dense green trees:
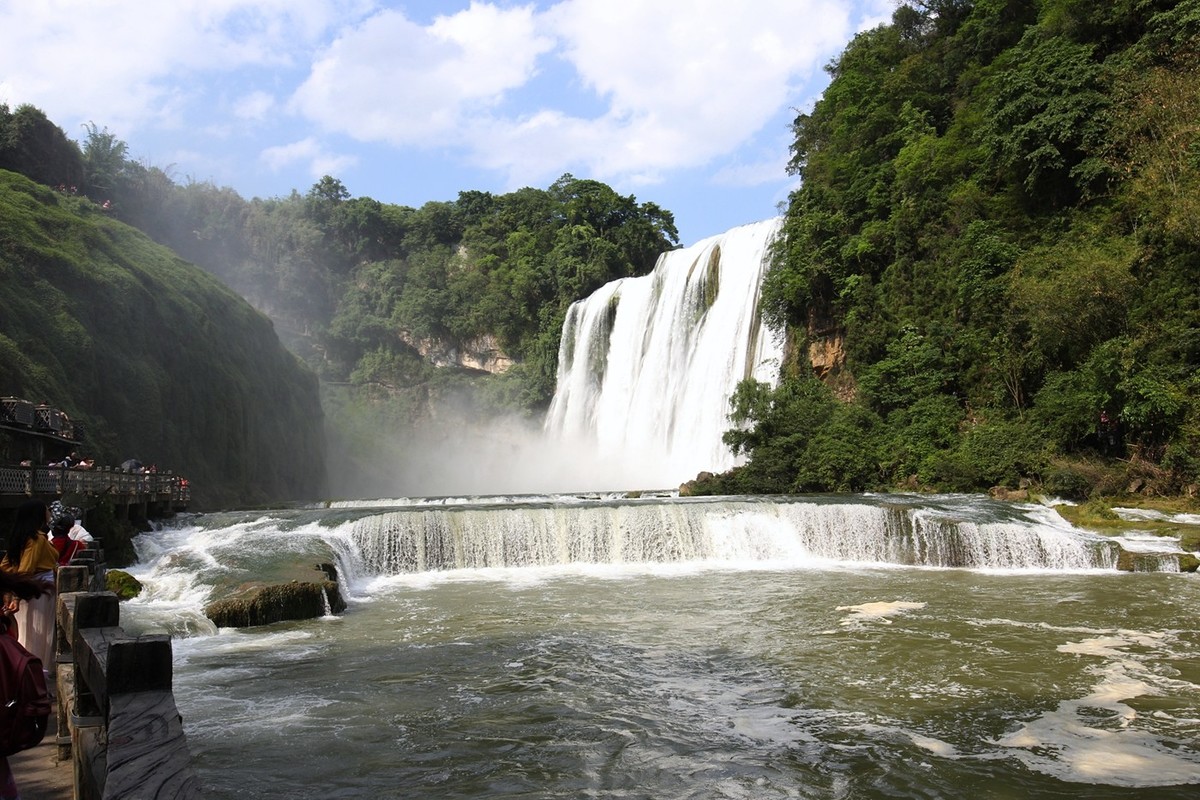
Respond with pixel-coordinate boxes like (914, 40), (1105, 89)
(0, 104), (84, 191)
(726, 0), (1200, 498)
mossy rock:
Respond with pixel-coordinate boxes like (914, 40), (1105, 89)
(1178, 529), (1200, 552)
(105, 569), (143, 600)
(203, 563), (347, 628)
(1116, 549), (1199, 573)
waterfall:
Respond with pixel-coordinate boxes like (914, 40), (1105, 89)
(544, 219), (784, 489)
(350, 497), (1120, 574)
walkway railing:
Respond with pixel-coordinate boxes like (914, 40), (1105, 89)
(0, 466), (190, 506)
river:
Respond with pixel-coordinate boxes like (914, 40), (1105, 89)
(118, 493), (1200, 798)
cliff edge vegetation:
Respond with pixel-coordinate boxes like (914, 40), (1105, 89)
(700, 0), (1200, 501)
(0, 169), (326, 508)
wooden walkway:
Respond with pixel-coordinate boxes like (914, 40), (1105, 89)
(9, 716), (72, 800)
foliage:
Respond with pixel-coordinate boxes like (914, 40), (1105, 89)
(0, 170), (326, 508)
(734, 0), (1200, 495)
(0, 104), (84, 190)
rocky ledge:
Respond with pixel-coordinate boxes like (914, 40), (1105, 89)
(1116, 550), (1200, 573)
(204, 563), (347, 628)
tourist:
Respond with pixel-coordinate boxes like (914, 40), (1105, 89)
(0, 564), (43, 640)
(0, 501), (58, 679)
(49, 502), (93, 543)
(0, 570), (45, 800)
(49, 513), (85, 567)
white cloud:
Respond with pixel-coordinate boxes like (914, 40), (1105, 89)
(0, 0), (370, 132)
(289, 0), (856, 189)
(0, 0), (890, 227)
(234, 90), (276, 121)
(291, 3), (553, 143)
(260, 136), (356, 178)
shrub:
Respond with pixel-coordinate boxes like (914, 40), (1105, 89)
(1042, 465), (1092, 500)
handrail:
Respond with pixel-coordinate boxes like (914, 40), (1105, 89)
(56, 563), (202, 799)
(0, 466), (190, 504)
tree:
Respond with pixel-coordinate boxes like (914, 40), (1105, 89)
(0, 104), (84, 189)
(81, 122), (129, 202)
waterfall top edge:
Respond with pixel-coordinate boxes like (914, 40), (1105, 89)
(676, 216), (783, 250)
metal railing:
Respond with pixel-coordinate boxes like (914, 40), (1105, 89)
(0, 466), (190, 504)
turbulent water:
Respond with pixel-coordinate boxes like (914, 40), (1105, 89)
(120, 494), (1200, 799)
(544, 219), (783, 488)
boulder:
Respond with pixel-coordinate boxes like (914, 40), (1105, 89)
(105, 569), (144, 600)
(204, 563), (347, 628)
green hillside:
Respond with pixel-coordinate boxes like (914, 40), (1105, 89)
(0, 170), (326, 508)
(703, 0), (1200, 499)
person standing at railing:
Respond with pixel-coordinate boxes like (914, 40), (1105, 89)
(49, 512), (85, 567)
(49, 501), (93, 543)
(0, 501), (57, 684)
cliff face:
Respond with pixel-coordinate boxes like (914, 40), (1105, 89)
(0, 171), (327, 508)
(397, 330), (515, 374)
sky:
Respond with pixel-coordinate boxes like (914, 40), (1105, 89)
(0, 0), (897, 246)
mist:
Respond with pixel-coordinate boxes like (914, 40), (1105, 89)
(325, 407), (686, 500)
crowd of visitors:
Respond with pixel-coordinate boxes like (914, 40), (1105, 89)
(38, 452), (96, 470)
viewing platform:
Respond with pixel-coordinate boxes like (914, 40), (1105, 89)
(7, 550), (203, 798)
(1, 394), (190, 518)
(0, 465), (190, 517)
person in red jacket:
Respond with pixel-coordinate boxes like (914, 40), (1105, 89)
(48, 513), (84, 567)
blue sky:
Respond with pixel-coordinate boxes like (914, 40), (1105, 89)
(1, 0), (895, 245)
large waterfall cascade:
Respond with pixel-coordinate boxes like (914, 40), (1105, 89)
(545, 218), (784, 488)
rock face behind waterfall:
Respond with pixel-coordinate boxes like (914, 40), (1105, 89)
(545, 219), (783, 489)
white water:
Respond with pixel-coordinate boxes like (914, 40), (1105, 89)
(120, 496), (1200, 799)
(347, 495), (1120, 576)
(544, 218), (784, 489)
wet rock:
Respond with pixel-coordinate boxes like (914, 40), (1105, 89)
(679, 471), (715, 497)
(204, 564), (347, 628)
(106, 569), (143, 600)
(1116, 550), (1199, 573)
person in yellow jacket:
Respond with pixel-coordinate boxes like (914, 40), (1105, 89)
(1, 501), (58, 675)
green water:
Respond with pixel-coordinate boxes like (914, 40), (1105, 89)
(155, 564), (1200, 798)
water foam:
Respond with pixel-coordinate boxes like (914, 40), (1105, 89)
(996, 628), (1200, 786)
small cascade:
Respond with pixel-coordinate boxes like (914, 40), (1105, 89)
(544, 219), (784, 488)
(350, 498), (1121, 575)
